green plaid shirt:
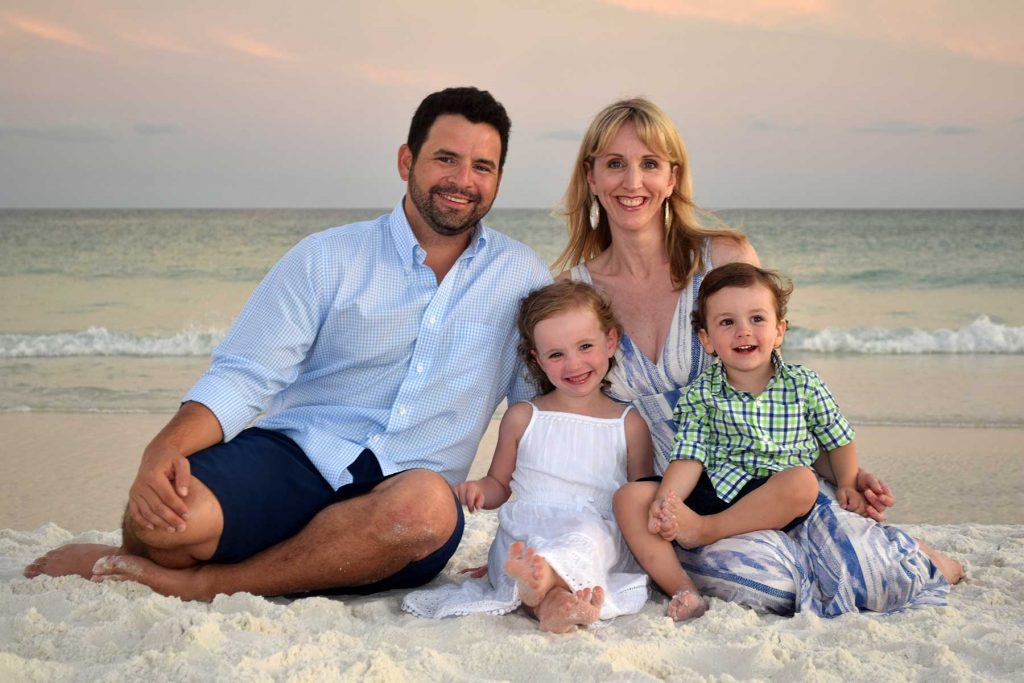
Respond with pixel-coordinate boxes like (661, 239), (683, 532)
(670, 356), (854, 503)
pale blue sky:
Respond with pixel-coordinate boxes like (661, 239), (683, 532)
(1, 0), (1022, 208)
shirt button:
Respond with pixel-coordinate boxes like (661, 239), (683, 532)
(372, 434), (381, 443)
(416, 365), (424, 373)
(398, 406), (406, 416)
(429, 316), (436, 325)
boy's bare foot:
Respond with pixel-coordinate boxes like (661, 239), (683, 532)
(23, 543), (120, 580)
(667, 588), (708, 621)
(536, 586), (604, 633)
(648, 491), (680, 539)
(659, 495), (708, 549)
(505, 541), (557, 607)
(92, 555), (215, 601)
(916, 538), (966, 585)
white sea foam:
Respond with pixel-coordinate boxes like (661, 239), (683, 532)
(787, 316), (1024, 354)
(0, 326), (224, 358)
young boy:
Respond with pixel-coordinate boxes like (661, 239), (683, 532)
(647, 262), (865, 551)
(617, 262), (964, 621)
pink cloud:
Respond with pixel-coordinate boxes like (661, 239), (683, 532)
(601, 0), (828, 27)
(601, 0), (1024, 66)
(942, 36), (1024, 67)
(220, 34), (295, 62)
(5, 14), (99, 51)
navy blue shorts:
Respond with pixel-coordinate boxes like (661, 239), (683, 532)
(187, 427), (464, 594)
(641, 470), (813, 533)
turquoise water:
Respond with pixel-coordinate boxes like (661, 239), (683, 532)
(1, 208), (1022, 422)
(2, 208), (1022, 287)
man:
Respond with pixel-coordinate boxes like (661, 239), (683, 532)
(25, 87), (552, 600)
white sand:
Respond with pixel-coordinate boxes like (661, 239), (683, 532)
(1, 520), (1022, 681)
(2, 415), (1023, 680)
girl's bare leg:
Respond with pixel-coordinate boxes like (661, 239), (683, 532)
(505, 541), (565, 608)
(614, 482), (707, 621)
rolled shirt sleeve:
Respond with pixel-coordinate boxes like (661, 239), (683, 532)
(801, 367), (855, 451)
(183, 234), (325, 441)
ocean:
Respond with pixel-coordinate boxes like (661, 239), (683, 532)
(1, 208), (1022, 432)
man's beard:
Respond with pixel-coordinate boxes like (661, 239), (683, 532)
(407, 167), (493, 237)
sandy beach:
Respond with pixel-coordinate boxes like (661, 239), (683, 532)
(1, 412), (1022, 680)
(1, 516), (1021, 680)
(2, 412), (1021, 533)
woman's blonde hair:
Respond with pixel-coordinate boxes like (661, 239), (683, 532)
(553, 97), (744, 289)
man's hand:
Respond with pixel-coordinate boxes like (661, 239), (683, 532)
(453, 481), (485, 513)
(855, 469), (895, 523)
(128, 441), (191, 532)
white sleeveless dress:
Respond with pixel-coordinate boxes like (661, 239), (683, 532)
(402, 403), (649, 620)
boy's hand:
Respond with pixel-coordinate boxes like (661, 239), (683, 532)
(837, 485), (868, 517)
(453, 481), (484, 512)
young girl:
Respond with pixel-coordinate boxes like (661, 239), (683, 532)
(402, 280), (654, 632)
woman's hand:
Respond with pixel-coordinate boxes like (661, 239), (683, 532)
(855, 469), (895, 522)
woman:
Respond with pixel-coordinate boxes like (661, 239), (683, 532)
(555, 98), (955, 618)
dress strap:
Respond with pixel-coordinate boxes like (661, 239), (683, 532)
(569, 263), (593, 284)
(700, 237), (714, 272)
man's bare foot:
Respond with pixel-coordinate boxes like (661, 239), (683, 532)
(917, 538), (966, 585)
(92, 555), (214, 601)
(23, 543), (120, 580)
(536, 586), (604, 633)
(667, 588), (708, 621)
(505, 541), (557, 608)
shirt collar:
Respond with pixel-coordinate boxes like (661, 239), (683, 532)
(710, 350), (788, 398)
(763, 350), (790, 390)
(389, 197), (488, 268)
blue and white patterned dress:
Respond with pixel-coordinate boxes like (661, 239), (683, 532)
(570, 246), (949, 616)
(569, 241), (714, 476)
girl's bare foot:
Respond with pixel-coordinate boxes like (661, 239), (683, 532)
(505, 541), (557, 607)
(667, 588), (708, 621)
(917, 538), (966, 585)
(23, 543), (120, 580)
(536, 586), (605, 633)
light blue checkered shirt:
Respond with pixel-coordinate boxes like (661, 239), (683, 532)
(184, 200), (552, 489)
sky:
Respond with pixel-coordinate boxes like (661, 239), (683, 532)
(1, 0), (1022, 209)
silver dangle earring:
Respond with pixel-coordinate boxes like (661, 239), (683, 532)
(664, 200), (673, 231)
(589, 197), (600, 230)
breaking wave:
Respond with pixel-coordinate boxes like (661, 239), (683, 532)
(787, 316), (1023, 354)
(0, 326), (224, 357)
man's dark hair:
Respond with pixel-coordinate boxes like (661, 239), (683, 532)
(407, 86), (511, 170)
